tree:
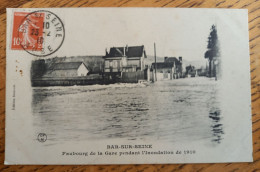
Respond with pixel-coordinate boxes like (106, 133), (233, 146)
(31, 59), (46, 79)
(204, 25), (220, 78)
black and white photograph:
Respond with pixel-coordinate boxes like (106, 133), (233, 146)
(5, 8), (252, 164)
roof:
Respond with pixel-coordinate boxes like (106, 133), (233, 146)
(152, 57), (182, 69)
(127, 46), (145, 57)
(107, 47), (124, 57)
(165, 57), (181, 65)
(52, 62), (87, 70)
(105, 45), (146, 58)
(152, 62), (174, 69)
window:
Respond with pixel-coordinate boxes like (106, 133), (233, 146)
(105, 61), (109, 68)
(113, 61), (117, 68)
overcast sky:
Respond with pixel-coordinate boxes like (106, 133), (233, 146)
(48, 8), (247, 67)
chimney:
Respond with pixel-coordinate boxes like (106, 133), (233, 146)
(125, 44), (128, 56)
(164, 57), (168, 62)
(105, 48), (109, 56)
(179, 56), (182, 63)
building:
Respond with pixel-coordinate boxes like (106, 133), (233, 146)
(152, 56), (183, 80)
(45, 62), (89, 77)
(196, 67), (207, 76)
(185, 65), (196, 77)
(103, 45), (147, 75)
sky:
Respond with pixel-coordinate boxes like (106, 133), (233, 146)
(47, 8), (248, 67)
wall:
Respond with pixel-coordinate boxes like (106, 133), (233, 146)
(127, 59), (140, 68)
(77, 63), (89, 76)
(104, 59), (121, 72)
(32, 75), (104, 86)
(121, 71), (145, 83)
(50, 69), (77, 77)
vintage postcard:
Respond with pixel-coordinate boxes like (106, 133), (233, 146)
(5, 8), (252, 164)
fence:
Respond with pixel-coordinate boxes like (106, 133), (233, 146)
(121, 70), (146, 83)
(31, 74), (105, 86)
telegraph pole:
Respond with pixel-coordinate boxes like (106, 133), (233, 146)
(154, 42), (157, 81)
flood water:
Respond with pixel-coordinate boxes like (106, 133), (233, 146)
(32, 77), (224, 146)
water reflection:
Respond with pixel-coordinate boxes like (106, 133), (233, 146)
(209, 109), (224, 143)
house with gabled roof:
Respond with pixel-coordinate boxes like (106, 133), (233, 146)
(45, 62), (89, 77)
(152, 56), (183, 80)
(103, 45), (147, 74)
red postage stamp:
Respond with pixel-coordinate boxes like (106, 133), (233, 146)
(11, 10), (65, 57)
(12, 12), (45, 51)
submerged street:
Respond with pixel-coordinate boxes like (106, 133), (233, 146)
(32, 77), (223, 146)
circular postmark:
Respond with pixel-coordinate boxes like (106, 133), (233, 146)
(17, 10), (65, 57)
(37, 133), (47, 142)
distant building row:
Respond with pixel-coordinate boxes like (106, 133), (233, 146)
(34, 45), (187, 83)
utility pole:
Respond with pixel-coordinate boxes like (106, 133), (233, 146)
(154, 42), (157, 81)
